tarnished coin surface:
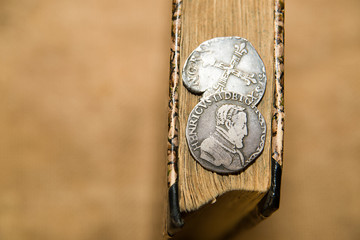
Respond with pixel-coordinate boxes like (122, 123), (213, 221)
(186, 91), (266, 174)
(182, 37), (267, 105)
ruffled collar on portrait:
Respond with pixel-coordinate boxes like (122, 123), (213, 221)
(212, 126), (237, 154)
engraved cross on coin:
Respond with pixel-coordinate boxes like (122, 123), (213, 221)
(211, 43), (256, 93)
(182, 37), (267, 105)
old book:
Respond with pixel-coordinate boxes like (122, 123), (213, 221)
(166, 0), (284, 239)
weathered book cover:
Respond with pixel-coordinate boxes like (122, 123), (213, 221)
(166, 0), (284, 237)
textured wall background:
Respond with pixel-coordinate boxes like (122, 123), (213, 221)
(0, 0), (359, 239)
(0, 1), (170, 239)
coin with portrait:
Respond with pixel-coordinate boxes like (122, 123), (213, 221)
(186, 92), (266, 173)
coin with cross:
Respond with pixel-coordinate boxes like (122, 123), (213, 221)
(182, 37), (267, 105)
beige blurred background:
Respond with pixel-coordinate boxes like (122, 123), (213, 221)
(0, 0), (359, 239)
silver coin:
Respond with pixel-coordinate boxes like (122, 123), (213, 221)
(186, 91), (266, 174)
(182, 36), (267, 105)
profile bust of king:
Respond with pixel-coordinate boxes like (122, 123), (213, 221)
(200, 104), (248, 171)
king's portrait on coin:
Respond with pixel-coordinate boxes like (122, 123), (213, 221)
(200, 104), (248, 170)
(186, 92), (266, 174)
